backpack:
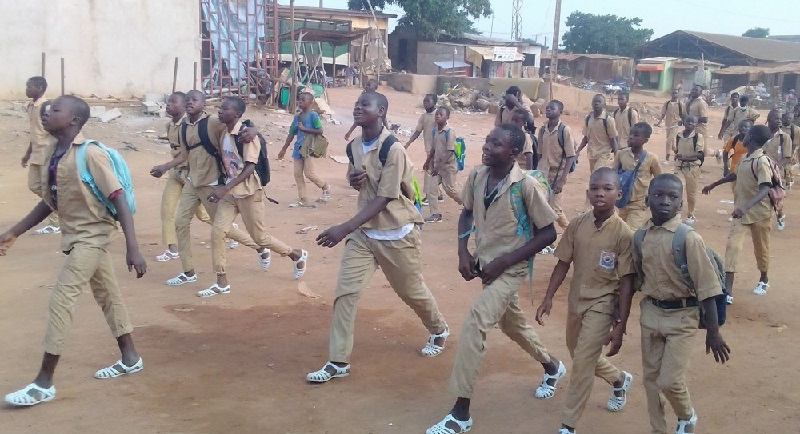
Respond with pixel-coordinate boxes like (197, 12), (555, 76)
(616, 150), (647, 208)
(633, 223), (727, 328)
(295, 112), (328, 158)
(675, 132), (703, 166)
(346, 135), (423, 213)
(181, 117), (226, 186)
(751, 155), (786, 212)
(527, 132), (541, 170)
(234, 119), (271, 186)
(662, 100), (684, 121)
(431, 128), (466, 171)
(585, 113), (612, 137)
(75, 140), (136, 216)
(509, 178), (543, 303)
(613, 107), (634, 127)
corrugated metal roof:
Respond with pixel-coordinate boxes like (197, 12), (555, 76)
(711, 62), (800, 76)
(682, 31), (800, 62)
(561, 53), (631, 62)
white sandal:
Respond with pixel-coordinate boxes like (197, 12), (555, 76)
(535, 360), (566, 399)
(166, 273), (197, 286)
(292, 249), (308, 280)
(306, 361), (350, 383)
(259, 248), (272, 270)
(94, 358), (143, 379)
(558, 429), (575, 434)
(33, 225), (60, 235)
(675, 409), (697, 434)
(753, 281), (769, 295)
(155, 250), (179, 262)
(426, 414), (473, 434)
(421, 327), (450, 357)
(197, 284), (230, 297)
(4, 383), (56, 406)
(606, 371), (633, 412)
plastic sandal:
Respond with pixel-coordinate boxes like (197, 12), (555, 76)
(155, 250), (179, 262)
(4, 383), (56, 406)
(535, 360), (566, 399)
(426, 414), (473, 434)
(606, 371), (633, 412)
(421, 327), (450, 357)
(292, 249), (308, 280)
(166, 273), (197, 286)
(94, 358), (143, 379)
(33, 225), (60, 235)
(319, 188), (332, 203)
(197, 284), (230, 298)
(306, 361), (350, 383)
(259, 248), (272, 270)
(675, 409), (697, 434)
(753, 281), (769, 295)
(558, 429), (575, 434)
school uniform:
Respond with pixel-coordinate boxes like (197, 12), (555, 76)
(612, 106), (639, 149)
(555, 210), (634, 428)
(724, 149), (772, 274)
(660, 101), (683, 159)
(289, 110), (327, 200)
(613, 149), (662, 229)
(174, 113), (259, 274)
(517, 133), (535, 169)
(686, 97), (709, 138)
(160, 115), (211, 247)
(329, 129), (446, 363)
(414, 111), (437, 194)
(448, 165), (557, 398)
(427, 126), (463, 215)
(781, 124), (799, 184)
(538, 121), (575, 229)
(637, 216), (723, 434)
(27, 97), (59, 227)
(38, 134), (134, 355)
(582, 111), (618, 173)
(722, 105), (759, 143)
(494, 104), (517, 126)
(672, 131), (707, 217)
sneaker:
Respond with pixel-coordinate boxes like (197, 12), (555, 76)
(421, 196), (430, 206)
(226, 223), (239, 249)
(725, 295), (734, 305)
(777, 216), (786, 231)
(540, 246), (555, 255)
(437, 195), (445, 202)
(319, 188), (332, 203)
(753, 281), (769, 295)
(424, 213), (443, 223)
(684, 216), (696, 225)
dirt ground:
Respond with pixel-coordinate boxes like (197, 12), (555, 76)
(0, 86), (798, 434)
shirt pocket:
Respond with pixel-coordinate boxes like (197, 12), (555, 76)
(595, 247), (619, 280)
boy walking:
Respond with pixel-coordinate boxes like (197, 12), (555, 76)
(654, 89), (684, 163)
(511, 107), (537, 170)
(672, 115), (706, 224)
(537, 100), (575, 230)
(406, 94), (443, 204)
(535, 167), (635, 434)
(1, 96), (146, 406)
(307, 92), (449, 383)
(427, 124), (564, 434)
(686, 85), (710, 139)
(718, 94), (760, 144)
(781, 111), (799, 188)
(613, 122), (662, 229)
(612, 92), (639, 149)
(495, 86), (530, 126)
(577, 94), (619, 173)
(763, 109), (791, 230)
(423, 107), (463, 223)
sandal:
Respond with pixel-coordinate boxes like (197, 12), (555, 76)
(94, 357), (143, 379)
(675, 409), (697, 434)
(197, 284), (230, 298)
(753, 281), (769, 295)
(558, 429), (575, 434)
(166, 273), (197, 286)
(259, 248), (272, 270)
(421, 327), (450, 357)
(4, 383), (56, 406)
(226, 224), (240, 249)
(292, 249), (308, 280)
(155, 250), (179, 262)
(306, 361), (350, 383)
(318, 189), (332, 203)
(426, 414), (473, 434)
(289, 200), (317, 208)
(33, 225), (60, 235)
(535, 360), (566, 399)
(606, 371), (633, 412)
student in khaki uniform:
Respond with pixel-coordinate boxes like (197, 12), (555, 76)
(618, 174), (730, 434)
(511, 107), (536, 170)
(1, 96), (147, 407)
(781, 111), (799, 187)
(536, 167), (635, 434)
(405, 93), (442, 203)
(164, 90), (262, 287)
(538, 100), (576, 231)
(705, 125), (775, 301)
(427, 124), (564, 434)
(495, 86), (531, 127)
(655, 89), (684, 163)
(763, 109), (791, 230)
(423, 107), (463, 223)
(201, 97), (309, 296)
(20, 76), (60, 235)
(307, 92), (449, 384)
(672, 115), (706, 224)
(148, 92), (212, 262)
(716, 92), (740, 143)
(718, 94), (760, 144)
(614, 122), (662, 229)
(612, 92), (639, 149)
(577, 94), (619, 173)
(686, 85), (710, 138)
(344, 79), (389, 141)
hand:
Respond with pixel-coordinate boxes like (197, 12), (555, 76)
(423, 159), (431, 172)
(277, 148), (287, 160)
(126, 248), (147, 278)
(458, 252), (479, 281)
(240, 126), (258, 142)
(404, 141), (412, 149)
(553, 184), (564, 195)
(705, 330), (731, 364)
(717, 133), (724, 140)
(344, 132), (351, 141)
(479, 256), (508, 285)
(535, 297), (553, 326)
(317, 223), (351, 248)
(348, 169), (367, 191)
(297, 124), (309, 133)
(21, 153), (30, 168)
(605, 323), (625, 357)
(702, 185), (714, 195)
(0, 232), (18, 256)
(150, 165), (166, 178)
(207, 185), (229, 204)
(731, 207), (744, 219)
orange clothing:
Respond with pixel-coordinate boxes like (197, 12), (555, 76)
(723, 135), (747, 171)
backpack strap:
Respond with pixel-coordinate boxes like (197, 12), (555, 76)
(39, 100), (51, 119)
(671, 223), (695, 288)
(378, 135), (399, 166)
(678, 101), (684, 119)
(345, 140), (355, 166)
(633, 228), (646, 264)
(509, 180), (537, 304)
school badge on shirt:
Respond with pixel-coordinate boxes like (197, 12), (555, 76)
(599, 250), (616, 270)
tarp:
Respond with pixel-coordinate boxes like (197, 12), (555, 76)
(201, 0), (267, 82)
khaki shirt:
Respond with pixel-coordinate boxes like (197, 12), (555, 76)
(661, 100), (684, 129)
(673, 131), (706, 168)
(735, 149), (773, 224)
(539, 122), (575, 175)
(781, 124), (800, 158)
(612, 107), (640, 144)
(28, 98), (53, 166)
(638, 216), (723, 302)
(555, 210), (634, 315)
(724, 106), (760, 136)
(495, 105), (518, 126)
(415, 112), (436, 153)
(221, 120), (261, 197)
(762, 129), (792, 163)
(686, 97), (709, 136)
(613, 149), (662, 203)
(348, 129), (423, 230)
(41, 134), (121, 252)
(462, 165), (558, 268)
(166, 114), (188, 178)
(179, 112), (228, 187)
(582, 111), (618, 160)
(517, 133), (534, 168)
(432, 126), (457, 168)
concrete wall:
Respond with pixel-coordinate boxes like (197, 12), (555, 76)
(417, 42), (465, 76)
(385, 73), (438, 95)
(385, 73), (544, 100)
(0, 0), (199, 99)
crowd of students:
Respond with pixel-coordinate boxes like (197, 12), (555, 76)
(5, 75), (800, 434)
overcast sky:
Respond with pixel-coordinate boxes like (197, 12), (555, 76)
(295, 0), (799, 45)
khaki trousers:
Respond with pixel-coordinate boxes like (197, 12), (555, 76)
(724, 216), (770, 273)
(640, 299), (698, 434)
(161, 174), (211, 246)
(547, 167), (569, 229)
(783, 162), (794, 185)
(293, 157), (327, 201)
(329, 228), (446, 363)
(666, 126), (680, 159)
(618, 199), (650, 230)
(561, 310), (622, 428)
(427, 166), (462, 215)
(674, 165), (700, 216)
(175, 183), (258, 273)
(213, 192), (292, 273)
(44, 244), (134, 355)
(448, 267), (551, 398)
(28, 163), (59, 226)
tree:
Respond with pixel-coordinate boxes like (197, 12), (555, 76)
(348, 0), (492, 41)
(742, 27), (769, 38)
(562, 12), (654, 57)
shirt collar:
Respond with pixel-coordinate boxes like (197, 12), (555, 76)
(362, 128), (390, 152)
(742, 148), (764, 161)
(642, 215), (683, 232)
(228, 119), (244, 135)
(170, 114), (187, 127)
(70, 133), (87, 146)
(185, 112), (209, 126)
(593, 210), (621, 230)
(592, 110), (608, 119)
(545, 121), (563, 133)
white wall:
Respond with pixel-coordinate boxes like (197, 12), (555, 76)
(0, 0), (199, 99)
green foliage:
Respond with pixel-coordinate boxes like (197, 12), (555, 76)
(742, 27), (769, 38)
(562, 12), (654, 57)
(348, 0), (491, 41)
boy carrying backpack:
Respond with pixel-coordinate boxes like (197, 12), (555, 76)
(613, 122), (661, 229)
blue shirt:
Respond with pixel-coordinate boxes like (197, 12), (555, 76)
(289, 110), (323, 159)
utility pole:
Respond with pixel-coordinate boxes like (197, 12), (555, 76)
(549, 0), (562, 99)
(289, 0), (297, 113)
(512, 0), (522, 41)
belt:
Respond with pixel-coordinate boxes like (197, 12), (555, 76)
(646, 296), (699, 310)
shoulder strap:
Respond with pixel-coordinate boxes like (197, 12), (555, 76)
(693, 133), (699, 150)
(634, 150), (647, 171)
(671, 223), (695, 288)
(633, 228), (646, 262)
(39, 100), (51, 119)
(678, 101), (684, 118)
(345, 140), (355, 166)
(628, 107), (633, 125)
(557, 124), (566, 154)
(378, 135), (399, 166)
(537, 125), (545, 144)
(180, 121), (189, 147)
(725, 105), (732, 118)
(585, 114), (590, 127)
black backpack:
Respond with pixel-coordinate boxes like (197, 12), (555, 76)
(235, 119), (271, 186)
(181, 117), (225, 186)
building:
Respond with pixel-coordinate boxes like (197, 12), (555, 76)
(712, 62), (800, 96)
(635, 58), (724, 93)
(555, 54), (634, 82)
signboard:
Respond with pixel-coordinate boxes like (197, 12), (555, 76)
(492, 47), (518, 62)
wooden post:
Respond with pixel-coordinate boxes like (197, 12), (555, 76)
(331, 42), (336, 90)
(193, 62), (198, 90)
(60, 58), (65, 96)
(172, 57), (179, 93)
(41, 52), (46, 77)
(289, 0), (298, 113)
(549, 0), (562, 100)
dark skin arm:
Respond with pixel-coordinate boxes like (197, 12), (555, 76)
(610, 137), (619, 154)
(21, 143), (33, 167)
(480, 223), (556, 285)
(535, 260), (570, 325)
(207, 162), (256, 203)
(553, 156), (576, 194)
(316, 196), (392, 248)
(457, 208), (480, 281)
(111, 194), (147, 278)
(278, 133), (295, 160)
(606, 274), (634, 356)
(722, 152), (730, 177)
(702, 172), (737, 194)
(524, 152), (534, 171)
(423, 147), (436, 173)
(297, 124), (323, 135)
(150, 153), (188, 178)
(718, 120), (729, 140)
(0, 201), (53, 254)
(344, 123), (357, 140)
(405, 129), (422, 148)
(576, 137), (589, 154)
(702, 297), (730, 363)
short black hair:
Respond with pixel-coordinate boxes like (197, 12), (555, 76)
(512, 107), (529, 118)
(223, 96), (246, 116)
(186, 89), (205, 101)
(740, 95), (750, 103)
(506, 86), (521, 96)
(749, 124), (771, 146)
(767, 109), (781, 120)
(617, 91), (629, 100)
(27, 76), (47, 90)
(170, 91), (187, 103)
(424, 93), (436, 101)
(373, 91), (389, 113)
(684, 114), (698, 124)
(631, 121), (652, 138)
(648, 173), (683, 195)
(549, 99), (564, 112)
(590, 166), (620, 188)
(60, 95), (91, 128)
(498, 124), (526, 154)
(738, 118), (754, 128)
(730, 92), (740, 98)
(436, 106), (450, 117)
(593, 93), (606, 101)
(299, 91), (314, 100)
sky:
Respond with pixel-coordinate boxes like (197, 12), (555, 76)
(292, 0), (799, 46)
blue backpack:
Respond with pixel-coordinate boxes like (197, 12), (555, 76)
(433, 128), (466, 171)
(616, 150), (647, 208)
(75, 140), (136, 216)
